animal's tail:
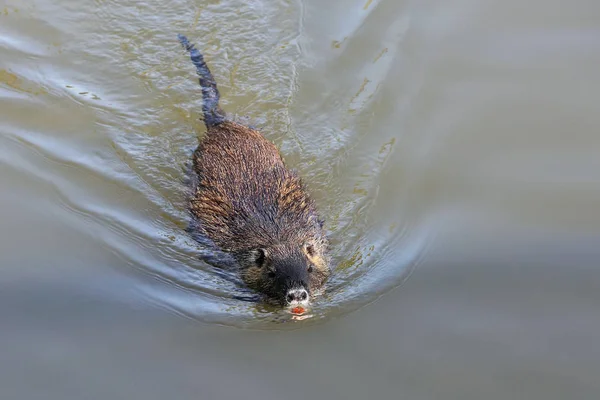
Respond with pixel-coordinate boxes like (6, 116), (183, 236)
(177, 34), (225, 127)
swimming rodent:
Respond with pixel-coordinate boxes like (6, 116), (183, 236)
(177, 34), (331, 308)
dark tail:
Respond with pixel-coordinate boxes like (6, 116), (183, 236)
(177, 34), (225, 128)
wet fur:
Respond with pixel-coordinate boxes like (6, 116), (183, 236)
(178, 35), (331, 304)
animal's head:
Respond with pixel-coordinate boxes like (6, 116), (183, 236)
(239, 239), (330, 308)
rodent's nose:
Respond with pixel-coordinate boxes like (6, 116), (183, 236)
(286, 288), (309, 304)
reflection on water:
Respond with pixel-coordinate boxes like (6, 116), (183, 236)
(1, 0), (600, 398)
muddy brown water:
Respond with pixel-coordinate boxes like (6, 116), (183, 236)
(1, 0), (600, 398)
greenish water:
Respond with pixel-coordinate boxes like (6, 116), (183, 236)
(1, 0), (599, 398)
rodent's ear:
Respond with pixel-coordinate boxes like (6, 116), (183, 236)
(250, 248), (268, 267)
(303, 243), (315, 257)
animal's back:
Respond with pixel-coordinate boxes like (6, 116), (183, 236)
(191, 121), (319, 254)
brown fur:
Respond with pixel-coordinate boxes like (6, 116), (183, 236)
(178, 34), (331, 305)
(190, 121), (330, 303)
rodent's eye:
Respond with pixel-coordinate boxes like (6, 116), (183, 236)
(307, 265), (314, 273)
(304, 244), (315, 257)
(267, 270), (276, 278)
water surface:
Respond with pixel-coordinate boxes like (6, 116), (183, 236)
(1, 0), (599, 398)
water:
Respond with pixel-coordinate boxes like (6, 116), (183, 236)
(1, 0), (599, 398)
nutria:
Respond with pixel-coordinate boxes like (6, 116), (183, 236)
(177, 34), (331, 308)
